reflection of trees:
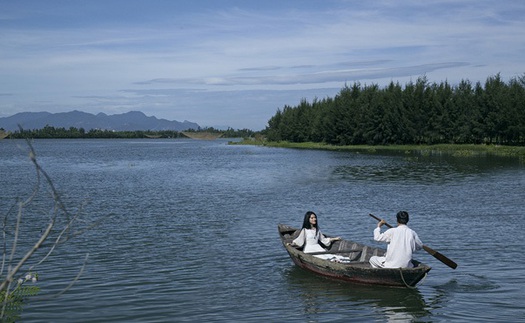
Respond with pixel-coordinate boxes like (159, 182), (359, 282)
(285, 267), (432, 322)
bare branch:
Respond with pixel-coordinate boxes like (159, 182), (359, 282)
(1, 132), (98, 319)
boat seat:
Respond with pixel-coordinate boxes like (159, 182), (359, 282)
(359, 246), (369, 262)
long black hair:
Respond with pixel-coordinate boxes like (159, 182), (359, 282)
(301, 211), (319, 234)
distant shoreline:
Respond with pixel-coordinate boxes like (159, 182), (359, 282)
(0, 127), (251, 139)
(233, 140), (525, 158)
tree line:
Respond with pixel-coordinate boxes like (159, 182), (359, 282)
(263, 74), (525, 146)
(3, 126), (254, 139)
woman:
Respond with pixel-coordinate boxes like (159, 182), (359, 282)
(289, 211), (344, 261)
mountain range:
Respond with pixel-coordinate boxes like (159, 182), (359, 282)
(0, 111), (200, 132)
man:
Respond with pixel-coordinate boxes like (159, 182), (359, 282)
(369, 211), (423, 268)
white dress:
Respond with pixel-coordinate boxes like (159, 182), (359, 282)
(292, 228), (349, 262)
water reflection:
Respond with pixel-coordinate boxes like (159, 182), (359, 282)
(332, 162), (464, 184)
(332, 151), (524, 184)
(285, 266), (431, 322)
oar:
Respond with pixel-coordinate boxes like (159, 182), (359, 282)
(369, 213), (458, 269)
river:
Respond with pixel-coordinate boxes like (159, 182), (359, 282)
(1, 138), (523, 322)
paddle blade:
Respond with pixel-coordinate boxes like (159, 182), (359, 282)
(423, 245), (458, 269)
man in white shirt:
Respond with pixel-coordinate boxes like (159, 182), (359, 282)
(369, 211), (423, 268)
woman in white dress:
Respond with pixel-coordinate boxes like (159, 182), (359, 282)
(289, 211), (346, 261)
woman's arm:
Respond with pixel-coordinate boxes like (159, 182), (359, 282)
(290, 229), (305, 247)
(319, 231), (341, 246)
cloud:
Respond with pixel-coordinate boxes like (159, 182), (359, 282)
(136, 62), (469, 87)
(1, 1), (524, 130)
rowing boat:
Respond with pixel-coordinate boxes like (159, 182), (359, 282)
(278, 223), (431, 288)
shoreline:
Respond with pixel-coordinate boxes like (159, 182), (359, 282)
(232, 139), (525, 159)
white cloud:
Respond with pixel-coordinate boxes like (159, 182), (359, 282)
(1, 0), (524, 130)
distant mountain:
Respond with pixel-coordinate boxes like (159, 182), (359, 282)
(0, 110), (200, 132)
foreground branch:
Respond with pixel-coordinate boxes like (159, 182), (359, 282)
(1, 134), (96, 320)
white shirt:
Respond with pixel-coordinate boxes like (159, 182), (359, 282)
(292, 228), (332, 253)
(373, 224), (423, 268)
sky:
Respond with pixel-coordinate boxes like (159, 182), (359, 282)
(1, 1), (524, 130)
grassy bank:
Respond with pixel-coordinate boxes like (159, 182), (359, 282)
(233, 139), (525, 159)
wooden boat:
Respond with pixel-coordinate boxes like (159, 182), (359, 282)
(278, 223), (431, 288)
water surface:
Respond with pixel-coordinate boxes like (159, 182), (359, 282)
(0, 139), (523, 322)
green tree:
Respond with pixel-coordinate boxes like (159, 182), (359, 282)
(263, 73), (525, 147)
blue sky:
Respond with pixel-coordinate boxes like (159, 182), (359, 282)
(1, 0), (524, 130)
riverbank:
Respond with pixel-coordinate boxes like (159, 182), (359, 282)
(233, 139), (525, 159)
